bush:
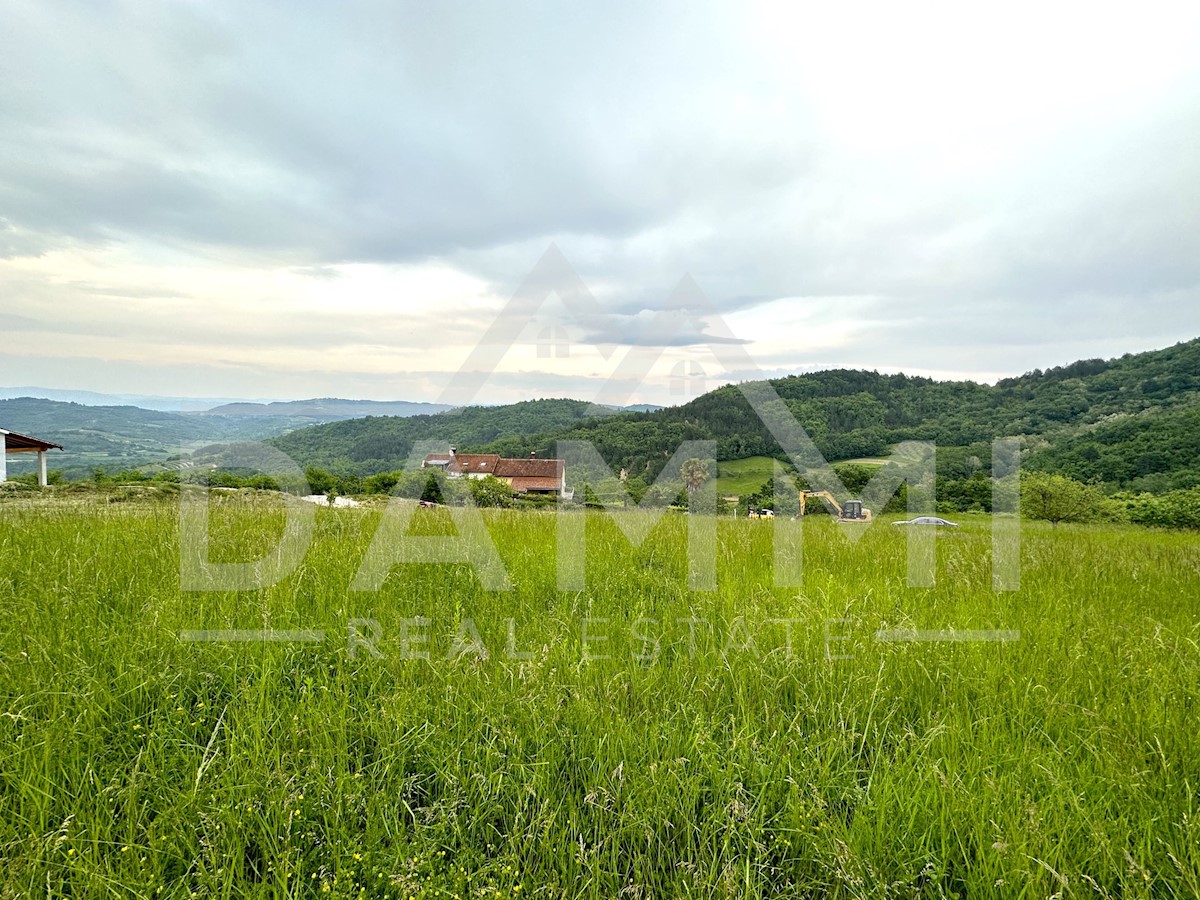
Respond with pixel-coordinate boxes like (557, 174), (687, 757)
(1120, 487), (1200, 529)
(0, 480), (39, 494)
(469, 475), (514, 508)
(514, 493), (560, 510)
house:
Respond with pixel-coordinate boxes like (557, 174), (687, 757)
(0, 428), (64, 486)
(422, 446), (570, 498)
(493, 455), (568, 496)
(422, 449), (502, 479)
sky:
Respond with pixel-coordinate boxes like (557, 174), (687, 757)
(2, 1), (1200, 408)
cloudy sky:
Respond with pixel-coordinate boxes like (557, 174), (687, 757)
(2, 1), (1199, 407)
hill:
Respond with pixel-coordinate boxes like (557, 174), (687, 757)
(270, 398), (616, 473)
(197, 398), (452, 418)
(0, 398), (305, 476)
(270, 338), (1200, 494)
(0, 393), (461, 477)
(0, 387), (257, 411)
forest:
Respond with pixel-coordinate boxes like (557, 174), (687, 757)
(268, 338), (1200, 511)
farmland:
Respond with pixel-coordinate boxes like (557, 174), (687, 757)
(1, 491), (1198, 897)
(714, 456), (787, 498)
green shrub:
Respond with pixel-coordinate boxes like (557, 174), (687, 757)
(468, 475), (514, 508)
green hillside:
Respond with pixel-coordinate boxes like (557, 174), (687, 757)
(268, 338), (1200, 497)
(14, 337), (1197, 496)
(270, 399), (614, 473)
(0, 395), (474, 477)
(0, 398), (298, 476)
(1024, 404), (1200, 492)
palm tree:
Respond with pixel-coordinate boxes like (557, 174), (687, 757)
(680, 457), (710, 507)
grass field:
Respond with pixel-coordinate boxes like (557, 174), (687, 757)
(714, 457), (786, 497)
(1, 490), (1199, 897)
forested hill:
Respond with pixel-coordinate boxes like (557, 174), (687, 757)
(270, 338), (1200, 492)
(270, 399), (613, 472)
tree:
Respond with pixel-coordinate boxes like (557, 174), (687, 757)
(680, 458), (710, 503)
(420, 472), (445, 505)
(305, 466), (335, 496)
(831, 462), (878, 495)
(1020, 472), (1104, 525)
(363, 471), (400, 495)
(469, 475), (513, 508)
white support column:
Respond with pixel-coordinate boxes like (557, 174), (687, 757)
(38, 450), (48, 487)
(0, 433), (7, 484)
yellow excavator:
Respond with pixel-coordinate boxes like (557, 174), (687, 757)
(799, 490), (872, 523)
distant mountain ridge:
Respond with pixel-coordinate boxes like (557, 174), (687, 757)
(0, 387), (455, 417)
(0, 394), (450, 477)
(197, 398), (453, 417)
(0, 387), (262, 412)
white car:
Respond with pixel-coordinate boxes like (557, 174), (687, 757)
(893, 516), (959, 526)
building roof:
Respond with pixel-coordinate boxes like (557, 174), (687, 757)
(508, 475), (564, 492)
(422, 450), (565, 489)
(422, 452), (502, 475)
(451, 453), (501, 474)
(0, 428), (63, 452)
(494, 457), (564, 479)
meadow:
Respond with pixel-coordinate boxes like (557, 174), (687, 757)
(1, 489), (1198, 898)
(713, 457), (784, 498)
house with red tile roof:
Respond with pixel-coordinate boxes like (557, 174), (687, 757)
(422, 446), (569, 497)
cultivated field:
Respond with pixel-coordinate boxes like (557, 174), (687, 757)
(1, 491), (1198, 898)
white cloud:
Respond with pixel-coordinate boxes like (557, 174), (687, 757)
(1, 1), (1198, 405)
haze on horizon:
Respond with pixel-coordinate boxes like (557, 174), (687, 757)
(2, 1), (1200, 408)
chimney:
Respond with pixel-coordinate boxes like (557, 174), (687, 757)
(449, 446), (457, 458)
(530, 450), (536, 459)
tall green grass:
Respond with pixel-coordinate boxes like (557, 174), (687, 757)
(1, 491), (1198, 897)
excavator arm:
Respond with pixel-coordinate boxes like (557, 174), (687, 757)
(800, 490), (843, 517)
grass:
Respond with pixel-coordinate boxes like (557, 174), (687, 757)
(714, 457), (787, 498)
(1, 489), (1199, 897)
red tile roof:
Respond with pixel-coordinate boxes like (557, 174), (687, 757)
(423, 451), (565, 492)
(493, 457), (564, 479)
(451, 454), (501, 474)
(508, 475), (564, 492)
(423, 453), (501, 475)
